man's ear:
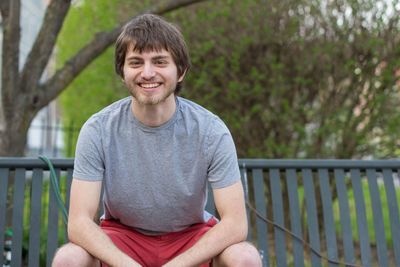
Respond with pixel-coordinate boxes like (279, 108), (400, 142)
(178, 69), (188, 82)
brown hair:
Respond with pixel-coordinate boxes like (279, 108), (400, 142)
(115, 14), (190, 93)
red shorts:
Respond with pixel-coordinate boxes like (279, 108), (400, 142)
(100, 218), (218, 267)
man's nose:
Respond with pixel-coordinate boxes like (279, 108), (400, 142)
(141, 63), (156, 79)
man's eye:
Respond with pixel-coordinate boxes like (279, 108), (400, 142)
(129, 62), (141, 67)
(155, 60), (168, 66)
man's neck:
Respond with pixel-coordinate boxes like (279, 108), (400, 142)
(131, 95), (177, 127)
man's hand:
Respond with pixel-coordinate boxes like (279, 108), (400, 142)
(163, 181), (247, 266)
(68, 179), (142, 267)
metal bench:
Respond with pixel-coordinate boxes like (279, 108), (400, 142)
(1, 158), (399, 267)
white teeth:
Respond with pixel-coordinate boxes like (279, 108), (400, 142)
(140, 83), (160, 88)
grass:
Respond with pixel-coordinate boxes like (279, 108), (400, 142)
(248, 172), (400, 266)
(293, 175), (399, 248)
(332, 178), (400, 248)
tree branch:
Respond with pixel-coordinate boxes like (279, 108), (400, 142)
(1, 0), (21, 113)
(20, 0), (71, 93)
(143, 0), (207, 14)
(0, 0), (9, 19)
(36, 0), (208, 110)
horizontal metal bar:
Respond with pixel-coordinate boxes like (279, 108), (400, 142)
(1, 158), (400, 170)
(0, 158), (74, 170)
(238, 159), (400, 170)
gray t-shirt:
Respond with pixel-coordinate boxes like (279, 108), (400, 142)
(73, 96), (240, 234)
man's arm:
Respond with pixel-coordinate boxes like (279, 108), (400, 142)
(68, 179), (141, 267)
(163, 180), (248, 267)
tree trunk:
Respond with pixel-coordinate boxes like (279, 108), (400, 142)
(0, 99), (33, 156)
(0, 128), (27, 157)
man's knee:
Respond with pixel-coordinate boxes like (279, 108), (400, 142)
(214, 241), (262, 267)
(52, 243), (99, 267)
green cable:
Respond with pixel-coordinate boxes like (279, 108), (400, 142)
(5, 228), (12, 237)
(38, 156), (68, 226)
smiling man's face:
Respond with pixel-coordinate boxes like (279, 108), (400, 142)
(123, 44), (185, 106)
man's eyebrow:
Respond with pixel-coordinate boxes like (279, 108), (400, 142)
(125, 55), (171, 61)
(152, 55), (170, 60)
(125, 56), (142, 61)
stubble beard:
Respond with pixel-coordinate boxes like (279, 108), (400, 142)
(128, 83), (176, 106)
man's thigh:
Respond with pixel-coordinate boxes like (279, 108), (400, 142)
(213, 241), (262, 267)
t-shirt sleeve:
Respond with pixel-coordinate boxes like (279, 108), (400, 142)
(73, 116), (105, 181)
(206, 117), (241, 189)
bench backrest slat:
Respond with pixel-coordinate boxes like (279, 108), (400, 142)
(240, 167), (252, 242)
(318, 168), (339, 266)
(302, 168), (322, 267)
(64, 169), (74, 242)
(10, 168), (26, 267)
(252, 168), (269, 267)
(285, 169), (305, 267)
(0, 168), (9, 267)
(350, 169), (372, 267)
(366, 168), (389, 266)
(382, 168), (400, 265)
(46, 168), (61, 267)
(65, 169), (73, 214)
(28, 169), (44, 267)
(269, 169), (287, 267)
(334, 168), (356, 264)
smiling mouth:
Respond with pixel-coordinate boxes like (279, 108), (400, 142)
(138, 82), (162, 89)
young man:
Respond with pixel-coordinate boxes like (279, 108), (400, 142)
(52, 14), (262, 267)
